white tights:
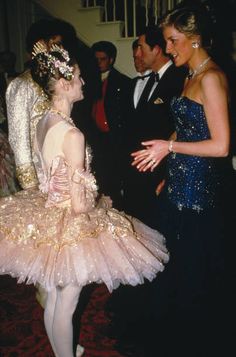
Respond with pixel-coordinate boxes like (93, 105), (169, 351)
(44, 285), (82, 357)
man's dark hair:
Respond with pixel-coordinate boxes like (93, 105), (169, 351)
(26, 18), (77, 54)
(143, 25), (166, 53)
(132, 39), (139, 50)
(91, 41), (117, 63)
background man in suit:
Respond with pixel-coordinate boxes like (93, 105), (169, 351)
(123, 25), (187, 229)
(90, 41), (131, 209)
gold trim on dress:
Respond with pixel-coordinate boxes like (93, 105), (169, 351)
(16, 164), (38, 189)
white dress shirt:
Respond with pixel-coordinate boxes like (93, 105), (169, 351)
(148, 60), (173, 100)
(133, 69), (152, 108)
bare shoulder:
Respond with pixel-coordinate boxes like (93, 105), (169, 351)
(199, 64), (229, 107)
(201, 65), (228, 91)
(65, 126), (84, 144)
(63, 126), (85, 159)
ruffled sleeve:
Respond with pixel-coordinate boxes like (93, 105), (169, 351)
(70, 168), (98, 214)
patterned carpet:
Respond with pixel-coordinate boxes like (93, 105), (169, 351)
(1, 266), (236, 357)
(0, 276), (124, 357)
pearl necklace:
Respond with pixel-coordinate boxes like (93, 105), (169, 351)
(188, 57), (211, 79)
(49, 108), (75, 127)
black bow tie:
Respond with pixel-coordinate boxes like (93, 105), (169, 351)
(136, 72), (152, 80)
(151, 72), (159, 82)
(136, 72), (159, 82)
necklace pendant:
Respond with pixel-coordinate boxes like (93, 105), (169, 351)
(187, 71), (194, 80)
(188, 57), (211, 80)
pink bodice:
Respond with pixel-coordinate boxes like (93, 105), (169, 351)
(34, 115), (97, 210)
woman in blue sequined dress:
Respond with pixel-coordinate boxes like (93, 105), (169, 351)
(131, 4), (230, 356)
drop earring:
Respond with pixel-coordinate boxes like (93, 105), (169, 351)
(192, 42), (200, 49)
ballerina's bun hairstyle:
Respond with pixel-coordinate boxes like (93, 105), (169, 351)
(30, 42), (76, 98)
(159, 4), (214, 51)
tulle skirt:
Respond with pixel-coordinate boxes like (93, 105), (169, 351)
(0, 189), (169, 292)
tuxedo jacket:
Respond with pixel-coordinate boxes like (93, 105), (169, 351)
(89, 67), (131, 208)
(125, 64), (187, 153)
(123, 64), (187, 226)
(103, 67), (131, 139)
(90, 67), (131, 147)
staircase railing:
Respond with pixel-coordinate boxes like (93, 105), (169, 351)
(80, 0), (182, 38)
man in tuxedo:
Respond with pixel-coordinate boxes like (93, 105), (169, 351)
(105, 26), (187, 356)
(123, 25), (187, 229)
(90, 41), (131, 209)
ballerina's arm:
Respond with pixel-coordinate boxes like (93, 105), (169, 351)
(63, 127), (97, 214)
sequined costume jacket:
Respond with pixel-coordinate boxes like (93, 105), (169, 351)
(6, 70), (49, 189)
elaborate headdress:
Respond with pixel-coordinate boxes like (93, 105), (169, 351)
(32, 42), (74, 80)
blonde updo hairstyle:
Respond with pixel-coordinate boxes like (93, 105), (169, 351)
(160, 5), (213, 52)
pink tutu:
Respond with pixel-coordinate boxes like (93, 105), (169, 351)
(0, 116), (169, 292)
(0, 189), (169, 292)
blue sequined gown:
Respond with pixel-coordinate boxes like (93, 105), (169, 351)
(155, 96), (224, 316)
(167, 96), (220, 211)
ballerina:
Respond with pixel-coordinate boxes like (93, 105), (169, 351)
(0, 44), (169, 356)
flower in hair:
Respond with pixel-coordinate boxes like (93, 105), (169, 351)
(53, 58), (74, 79)
(32, 41), (74, 80)
(50, 44), (70, 61)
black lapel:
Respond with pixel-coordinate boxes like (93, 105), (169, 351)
(136, 72), (156, 108)
(148, 65), (174, 102)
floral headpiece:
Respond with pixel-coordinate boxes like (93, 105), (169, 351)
(32, 42), (74, 80)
